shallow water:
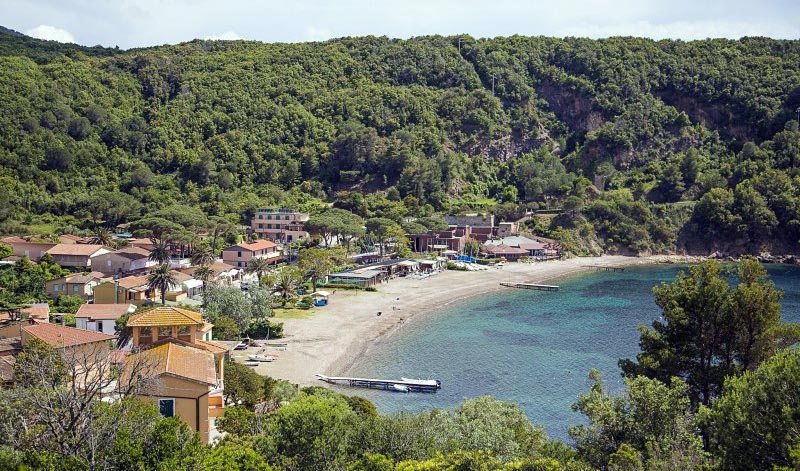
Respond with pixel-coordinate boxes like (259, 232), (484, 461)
(346, 263), (800, 442)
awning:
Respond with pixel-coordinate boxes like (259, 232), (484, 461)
(397, 260), (419, 267)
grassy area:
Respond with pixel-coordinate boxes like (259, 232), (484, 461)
(271, 307), (316, 319)
(23, 223), (57, 235)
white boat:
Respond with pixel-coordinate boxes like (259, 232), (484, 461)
(243, 361), (260, 367)
(248, 354), (276, 362)
(392, 384), (409, 393)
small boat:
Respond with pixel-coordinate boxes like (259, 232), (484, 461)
(392, 384), (409, 393)
(248, 354), (276, 362)
(243, 361), (260, 367)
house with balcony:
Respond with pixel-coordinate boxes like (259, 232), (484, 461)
(122, 307), (225, 443)
(251, 208), (309, 243)
(221, 240), (282, 269)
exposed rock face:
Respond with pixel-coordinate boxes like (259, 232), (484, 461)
(654, 89), (757, 145)
(537, 80), (604, 133)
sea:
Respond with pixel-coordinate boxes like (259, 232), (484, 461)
(345, 263), (800, 442)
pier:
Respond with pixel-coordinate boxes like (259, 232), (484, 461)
(582, 265), (625, 272)
(315, 374), (441, 393)
(499, 282), (560, 291)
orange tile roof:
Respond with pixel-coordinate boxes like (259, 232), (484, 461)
(126, 340), (217, 385)
(195, 339), (228, 354)
(127, 306), (203, 327)
(46, 244), (108, 257)
(75, 304), (135, 320)
(23, 303), (50, 320)
(115, 275), (149, 290)
(22, 323), (116, 348)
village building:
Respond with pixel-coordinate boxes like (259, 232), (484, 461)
(0, 236), (57, 261)
(122, 307), (225, 443)
(251, 208), (309, 243)
(407, 227), (473, 253)
(45, 244), (112, 269)
(75, 304), (136, 335)
(221, 240), (282, 269)
(45, 272), (105, 300)
(21, 323), (116, 353)
(93, 275), (158, 305)
(92, 246), (155, 275)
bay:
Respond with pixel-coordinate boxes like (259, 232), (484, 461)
(345, 263), (800, 442)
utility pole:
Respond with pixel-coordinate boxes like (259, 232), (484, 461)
(796, 106), (800, 123)
(491, 73), (495, 95)
(457, 37), (461, 54)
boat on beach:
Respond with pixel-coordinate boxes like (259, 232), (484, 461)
(248, 354), (276, 362)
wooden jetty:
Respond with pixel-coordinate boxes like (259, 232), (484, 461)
(499, 282), (559, 291)
(315, 374), (441, 393)
(582, 265), (625, 272)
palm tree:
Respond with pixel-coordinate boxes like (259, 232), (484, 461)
(90, 227), (114, 246)
(190, 245), (215, 268)
(275, 267), (300, 306)
(194, 265), (215, 308)
(148, 238), (171, 265)
(245, 257), (272, 285)
(147, 264), (177, 305)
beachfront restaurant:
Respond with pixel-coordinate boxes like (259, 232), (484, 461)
(326, 269), (385, 288)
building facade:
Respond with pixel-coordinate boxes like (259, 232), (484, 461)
(251, 208), (309, 243)
(221, 240), (282, 269)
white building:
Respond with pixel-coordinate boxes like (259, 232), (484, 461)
(75, 303), (136, 335)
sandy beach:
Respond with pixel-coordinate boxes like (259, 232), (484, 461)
(231, 255), (694, 386)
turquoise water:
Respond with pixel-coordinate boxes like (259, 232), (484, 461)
(345, 263), (800, 442)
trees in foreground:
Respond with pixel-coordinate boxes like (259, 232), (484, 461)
(619, 258), (800, 406)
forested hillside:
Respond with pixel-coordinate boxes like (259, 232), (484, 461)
(1, 31), (799, 254)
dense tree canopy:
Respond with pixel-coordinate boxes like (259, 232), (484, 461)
(0, 32), (799, 255)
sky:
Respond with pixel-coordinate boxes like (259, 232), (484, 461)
(2, 0), (799, 49)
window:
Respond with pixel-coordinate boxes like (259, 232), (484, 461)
(267, 215), (272, 220)
(72, 285), (79, 292)
(284, 215), (289, 220)
(62, 284), (67, 290)
(53, 284), (59, 292)
(158, 399), (175, 417)
(258, 214), (263, 219)
(97, 321), (103, 332)
(237, 251), (242, 257)
(178, 325), (190, 336)
(267, 224), (272, 229)
(258, 223), (263, 229)
(140, 326), (152, 337)
(158, 326), (172, 339)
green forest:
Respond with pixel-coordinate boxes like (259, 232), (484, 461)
(0, 31), (799, 254)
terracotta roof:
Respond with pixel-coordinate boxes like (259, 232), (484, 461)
(75, 304), (136, 321)
(224, 240), (277, 252)
(116, 275), (149, 290)
(126, 340), (217, 385)
(113, 247), (150, 260)
(195, 339), (229, 354)
(170, 270), (194, 283)
(46, 244), (108, 257)
(59, 234), (85, 244)
(22, 323), (116, 348)
(56, 272), (103, 284)
(518, 242), (548, 251)
(22, 303), (50, 320)
(0, 338), (21, 355)
(127, 306), (203, 327)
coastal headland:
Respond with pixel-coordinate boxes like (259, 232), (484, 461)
(233, 255), (703, 387)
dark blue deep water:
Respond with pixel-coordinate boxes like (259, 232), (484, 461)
(345, 263), (800, 442)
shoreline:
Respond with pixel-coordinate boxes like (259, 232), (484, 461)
(231, 254), (701, 387)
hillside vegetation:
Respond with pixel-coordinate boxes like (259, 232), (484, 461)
(1, 31), (799, 254)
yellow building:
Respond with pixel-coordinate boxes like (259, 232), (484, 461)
(93, 276), (158, 306)
(122, 307), (226, 443)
